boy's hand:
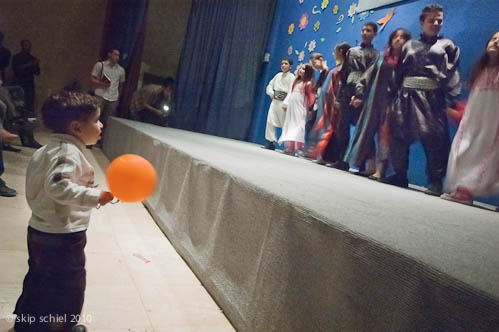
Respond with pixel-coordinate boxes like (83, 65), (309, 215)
(99, 191), (114, 205)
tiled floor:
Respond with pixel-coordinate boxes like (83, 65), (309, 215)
(0, 131), (235, 332)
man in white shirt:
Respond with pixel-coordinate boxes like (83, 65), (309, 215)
(90, 48), (125, 141)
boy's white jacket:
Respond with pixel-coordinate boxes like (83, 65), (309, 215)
(25, 134), (102, 233)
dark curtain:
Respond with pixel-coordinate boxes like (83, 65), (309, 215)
(100, 0), (149, 118)
(175, 0), (276, 140)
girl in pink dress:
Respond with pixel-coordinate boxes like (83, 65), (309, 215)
(279, 64), (315, 156)
(442, 32), (499, 210)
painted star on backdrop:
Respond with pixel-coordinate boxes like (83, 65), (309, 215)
(299, 13), (309, 30)
(298, 50), (305, 62)
(348, 2), (357, 17)
(313, 20), (320, 32)
(308, 40), (317, 52)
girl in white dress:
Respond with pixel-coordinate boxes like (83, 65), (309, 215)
(279, 64), (315, 155)
(442, 32), (499, 210)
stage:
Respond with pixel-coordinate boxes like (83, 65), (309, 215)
(103, 117), (499, 331)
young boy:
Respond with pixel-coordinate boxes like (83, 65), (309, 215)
(384, 4), (460, 195)
(13, 91), (114, 332)
(332, 22), (379, 170)
(263, 58), (295, 150)
(306, 53), (329, 135)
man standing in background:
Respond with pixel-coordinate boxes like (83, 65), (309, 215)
(12, 39), (40, 117)
(90, 48), (125, 143)
(0, 32), (11, 84)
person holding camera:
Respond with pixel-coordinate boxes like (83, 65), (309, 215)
(129, 77), (175, 127)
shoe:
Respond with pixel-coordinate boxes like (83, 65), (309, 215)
(368, 175), (380, 181)
(424, 181), (443, 196)
(18, 128), (42, 149)
(3, 144), (21, 152)
(331, 161), (349, 171)
(354, 170), (375, 177)
(262, 141), (275, 150)
(496, 206), (499, 212)
(22, 141), (42, 149)
(72, 325), (87, 332)
(440, 186), (473, 206)
(0, 179), (17, 197)
(313, 159), (327, 165)
(379, 174), (408, 188)
(440, 193), (473, 206)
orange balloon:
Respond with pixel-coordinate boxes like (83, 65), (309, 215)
(106, 154), (157, 202)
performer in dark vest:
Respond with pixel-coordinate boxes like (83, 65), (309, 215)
(383, 4), (460, 196)
(330, 22), (379, 171)
(345, 28), (411, 179)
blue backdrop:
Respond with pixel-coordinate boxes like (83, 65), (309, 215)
(248, 0), (499, 205)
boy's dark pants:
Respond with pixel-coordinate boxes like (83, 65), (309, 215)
(14, 227), (87, 332)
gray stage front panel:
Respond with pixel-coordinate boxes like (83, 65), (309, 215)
(103, 118), (499, 331)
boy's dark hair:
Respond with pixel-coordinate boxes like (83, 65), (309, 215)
(41, 91), (100, 133)
(364, 22), (378, 34)
(420, 4), (443, 22)
(282, 58), (293, 66)
(310, 53), (324, 61)
(107, 47), (119, 54)
(163, 76), (175, 89)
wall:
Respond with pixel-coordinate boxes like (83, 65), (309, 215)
(0, 0), (107, 115)
(140, 0), (192, 85)
(253, 0), (499, 204)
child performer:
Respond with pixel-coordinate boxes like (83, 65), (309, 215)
(13, 91), (114, 331)
(263, 58), (295, 150)
(306, 53), (329, 137)
(441, 32), (499, 210)
(279, 64), (315, 156)
(308, 43), (350, 162)
(346, 28), (411, 179)
(331, 22), (379, 170)
(386, 4), (460, 194)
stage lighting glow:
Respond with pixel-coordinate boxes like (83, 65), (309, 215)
(163, 105), (170, 112)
